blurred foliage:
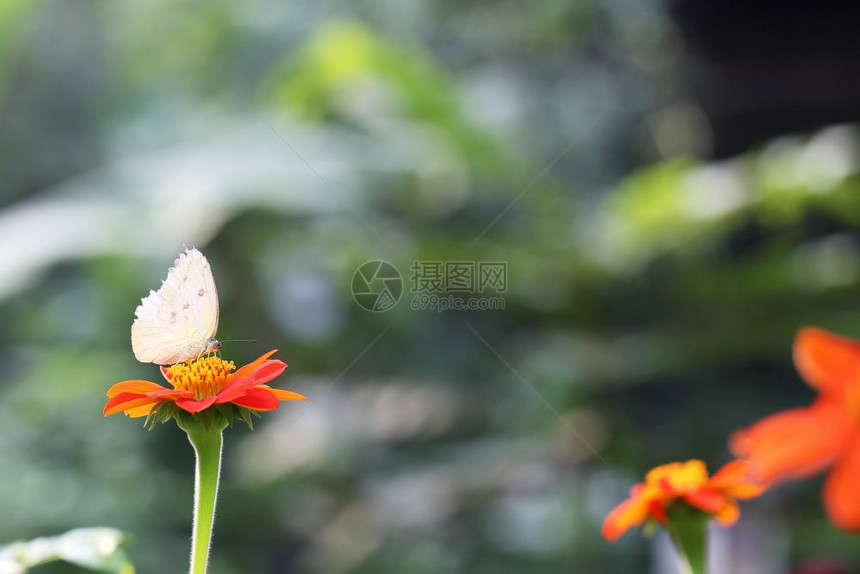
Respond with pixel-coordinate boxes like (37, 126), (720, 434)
(0, 0), (32, 94)
(0, 528), (133, 574)
(1, 1), (860, 573)
(266, 20), (508, 174)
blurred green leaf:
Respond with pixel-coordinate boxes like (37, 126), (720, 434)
(0, 0), (36, 94)
(0, 528), (134, 573)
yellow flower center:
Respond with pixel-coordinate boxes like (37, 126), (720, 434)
(166, 356), (236, 400)
(644, 460), (708, 494)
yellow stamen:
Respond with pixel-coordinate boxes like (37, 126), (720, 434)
(645, 460), (708, 493)
(167, 357), (236, 400)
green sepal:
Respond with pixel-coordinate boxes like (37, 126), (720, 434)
(642, 519), (658, 538)
(142, 400), (270, 432)
(213, 404), (235, 427)
(174, 409), (230, 434)
(237, 407), (255, 430)
(145, 402), (178, 431)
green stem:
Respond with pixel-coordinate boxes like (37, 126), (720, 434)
(186, 429), (224, 574)
(665, 508), (708, 574)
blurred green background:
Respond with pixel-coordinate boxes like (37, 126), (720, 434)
(3, 0), (860, 572)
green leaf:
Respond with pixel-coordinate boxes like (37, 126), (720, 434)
(0, 527), (135, 573)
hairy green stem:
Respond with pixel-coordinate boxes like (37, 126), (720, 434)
(186, 429), (223, 574)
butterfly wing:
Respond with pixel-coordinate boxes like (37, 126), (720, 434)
(131, 248), (220, 364)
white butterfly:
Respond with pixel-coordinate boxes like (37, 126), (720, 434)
(131, 248), (221, 365)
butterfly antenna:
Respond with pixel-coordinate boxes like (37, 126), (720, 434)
(219, 338), (258, 344)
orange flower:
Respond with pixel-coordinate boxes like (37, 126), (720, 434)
(104, 350), (305, 419)
(731, 327), (860, 530)
(602, 459), (764, 542)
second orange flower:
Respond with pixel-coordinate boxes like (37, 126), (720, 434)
(602, 459), (764, 542)
(731, 327), (860, 530)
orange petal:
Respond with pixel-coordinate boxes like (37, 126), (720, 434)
(601, 490), (651, 542)
(824, 436), (860, 531)
(218, 360), (287, 403)
(104, 394), (159, 417)
(215, 377), (258, 403)
(246, 360), (287, 386)
(230, 387), (280, 411)
(646, 499), (668, 524)
(125, 403), (158, 418)
(106, 380), (164, 398)
(794, 327), (860, 395)
(175, 396), (218, 414)
(730, 399), (852, 482)
(217, 360), (287, 403)
(714, 500), (740, 526)
(149, 388), (193, 400)
(229, 350), (278, 383)
(683, 489), (726, 514)
(707, 460), (767, 499)
(262, 386), (306, 401)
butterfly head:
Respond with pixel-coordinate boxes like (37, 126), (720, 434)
(205, 337), (221, 354)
